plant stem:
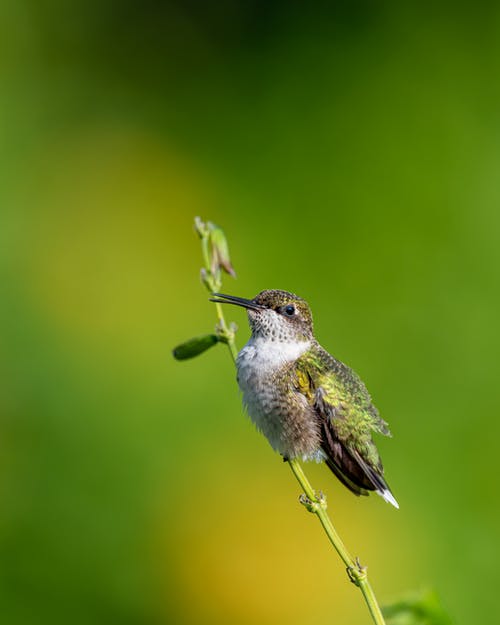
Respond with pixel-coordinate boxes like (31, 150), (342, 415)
(288, 458), (386, 625)
(196, 220), (238, 363)
(214, 302), (238, 363)
(213, 295), (386, 625)
(197, 219), (386, 625)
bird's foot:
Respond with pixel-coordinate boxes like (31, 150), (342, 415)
(346, 557), (367, 586)
(299, 490), (328, 513)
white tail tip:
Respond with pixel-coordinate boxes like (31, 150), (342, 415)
(377, 488), (399, 509)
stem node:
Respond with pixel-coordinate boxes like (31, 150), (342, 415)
(299, 491), (328, 513)
(347, 558), (368, 586)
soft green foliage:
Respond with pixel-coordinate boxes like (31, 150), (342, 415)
(172, 334), (219, 360)
(384, 590), (453, 625)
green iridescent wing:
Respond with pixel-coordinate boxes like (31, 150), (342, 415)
(294, 343), (398, 507)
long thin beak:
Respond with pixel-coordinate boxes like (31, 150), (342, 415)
(210, 292), (263, 311)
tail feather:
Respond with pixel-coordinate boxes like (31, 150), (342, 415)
(321, 440), (399, 508)
(324, 457), (369, 497)
(350, 449), (399, 509)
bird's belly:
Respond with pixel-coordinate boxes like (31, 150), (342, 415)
(236, 341), (321, 460)
(240, 378), (284, 451)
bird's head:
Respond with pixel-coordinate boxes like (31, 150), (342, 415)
(211, 289), (313, 342)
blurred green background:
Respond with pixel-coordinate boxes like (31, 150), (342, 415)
(1, 2), (499, 624)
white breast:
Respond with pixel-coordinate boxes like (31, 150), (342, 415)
(236, 337), (311, 452)
(237, 337), (310, 379)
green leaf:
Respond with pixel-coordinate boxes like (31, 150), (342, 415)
(172, 334), (219, 360)
(383, 589), (453, 625)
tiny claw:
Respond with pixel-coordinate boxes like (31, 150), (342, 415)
(355, 557), (367, 577)
(299, 493), (317, 513)
(316, 490), (327, 507)
(346, 558), (367, 586)
(346, 566), (361, 586)
(298, 492), (327, 513)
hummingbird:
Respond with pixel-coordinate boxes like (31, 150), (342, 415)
(211, 289), (398, 508)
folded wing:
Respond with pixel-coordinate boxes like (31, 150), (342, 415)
(294, 346), (398, 508)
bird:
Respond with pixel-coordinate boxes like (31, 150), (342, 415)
(210, 289), (398, 508)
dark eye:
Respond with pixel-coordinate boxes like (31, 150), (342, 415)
(284, 304), (295, 316)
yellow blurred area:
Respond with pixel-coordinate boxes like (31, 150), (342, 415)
(13, 127), (205, 345)
(155, 456), (420, 625)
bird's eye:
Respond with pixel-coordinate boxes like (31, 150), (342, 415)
(284, 304), (295, 316)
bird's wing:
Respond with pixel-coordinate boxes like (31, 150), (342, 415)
(294, 345), (398, 508)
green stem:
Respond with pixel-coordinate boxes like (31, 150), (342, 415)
(198, 220), (386, 625)
(287, 458), (353, 568)
(288, 458), (386, 625)
(214, 302), (238, 363)
(198, 229), (237, 363)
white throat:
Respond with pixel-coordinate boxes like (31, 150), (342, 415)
(237, 336), (311, 373)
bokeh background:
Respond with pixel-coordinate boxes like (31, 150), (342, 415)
(1, 2), (499, 624)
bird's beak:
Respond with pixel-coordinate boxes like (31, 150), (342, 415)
(210, 293), (264, 311)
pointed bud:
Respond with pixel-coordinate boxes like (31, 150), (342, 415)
(200, 268), (211, 290)
(194, 216), (208, 238)
(207, 222), (236, 278)
(172, 334), (219, 360)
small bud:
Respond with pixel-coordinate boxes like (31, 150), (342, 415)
(172, 334), (219, 360)
(207, 222), (236, 278)
(194, 216), (208, 238)
(200, 268), (212, 290)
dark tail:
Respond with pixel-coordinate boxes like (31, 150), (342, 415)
(322, 442), (399, 508)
